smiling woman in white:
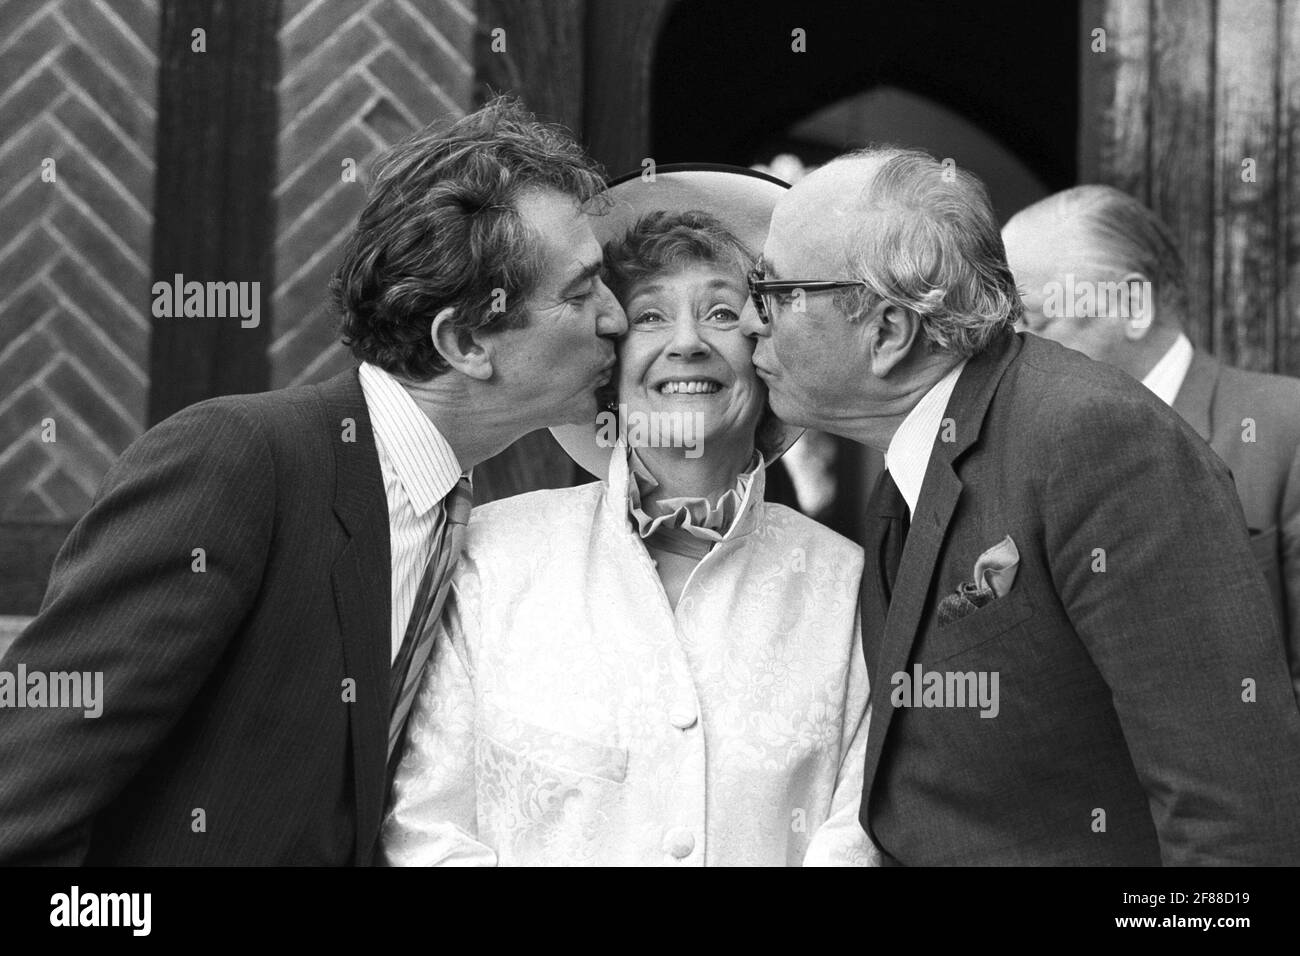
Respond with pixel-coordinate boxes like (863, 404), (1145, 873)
(381, 169), (874, 866)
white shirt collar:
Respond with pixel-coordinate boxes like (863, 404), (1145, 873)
(358, 362), (464, 515)
(884, 359), (969, 517)
(1140, 332), (1194, 407)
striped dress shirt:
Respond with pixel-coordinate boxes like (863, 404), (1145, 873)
(358, 362), (465, 663)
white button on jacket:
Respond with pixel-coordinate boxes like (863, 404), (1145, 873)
(669, 698), (698, 730)
(663, 827), (695, 860)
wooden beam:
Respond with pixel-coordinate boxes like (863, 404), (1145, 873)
(1214, 0), (1279, 370)
(148, 0), (279, 424)
(476, 0), (585, 130)
(583, 0), (673, 174)
(1150, 0), (1214, 351)
(1078, 0), (1152, 199)
(1280, 0), (1300, 377)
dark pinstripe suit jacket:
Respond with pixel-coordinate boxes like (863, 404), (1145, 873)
(860, 332), (1300, 865)
(0, 368), (392, 865)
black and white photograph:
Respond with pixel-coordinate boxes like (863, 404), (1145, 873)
(0, 0), (1298, 931)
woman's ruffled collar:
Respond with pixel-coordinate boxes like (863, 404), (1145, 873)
(625, 446), (764, 554)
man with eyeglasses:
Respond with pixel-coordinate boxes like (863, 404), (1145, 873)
(739, 146), (1300, 865)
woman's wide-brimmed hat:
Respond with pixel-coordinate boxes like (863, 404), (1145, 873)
(550, 163), (803, 480)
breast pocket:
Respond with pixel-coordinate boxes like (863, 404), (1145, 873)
(476, 702), (629, 864)
(921, 590), (1036, 666)
(480, 699), (628, 784)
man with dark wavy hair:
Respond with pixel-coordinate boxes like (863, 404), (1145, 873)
(0, 97), (625, 865)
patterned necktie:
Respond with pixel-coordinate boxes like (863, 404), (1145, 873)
(387, 476), (473, 768)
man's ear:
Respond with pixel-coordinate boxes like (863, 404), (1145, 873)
(430, 306), (494, 380)
(1121, 271), (1155, 340)
(867, 303), (924, 378)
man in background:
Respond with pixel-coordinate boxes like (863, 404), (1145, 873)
(1004, 185), (1300, 701)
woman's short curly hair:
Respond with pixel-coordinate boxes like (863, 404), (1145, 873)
(602, 209), (754, 302)
(332, 96), (607, 380)
(602, 210), (786, 459)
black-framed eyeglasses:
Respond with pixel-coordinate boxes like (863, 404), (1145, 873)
(746, 265), (869, 324)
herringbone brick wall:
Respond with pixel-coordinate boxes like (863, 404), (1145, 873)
(0, 0), (157, 520)
(0, 0), (477, 528)
(272, 0), (476, 388)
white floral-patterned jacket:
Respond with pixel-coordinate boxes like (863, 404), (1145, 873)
(382, 446), (875, 866)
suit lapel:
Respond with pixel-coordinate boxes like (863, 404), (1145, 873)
(1171, 350), (1221, 443)
(319, 368), (391, 866)
(861, 332), (1023, 813)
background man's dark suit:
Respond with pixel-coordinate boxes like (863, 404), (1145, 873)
(0, 369), (391, 865)
(860, 331), (1300, 865)
(1173, 350), (1300, 698)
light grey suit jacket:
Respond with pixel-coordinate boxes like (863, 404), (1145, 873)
(1174, 351), (1300, 700)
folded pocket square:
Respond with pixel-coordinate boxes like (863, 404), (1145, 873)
(937, 535), (1020, 628)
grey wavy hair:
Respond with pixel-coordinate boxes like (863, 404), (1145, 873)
(831, 146), (1022, 357)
